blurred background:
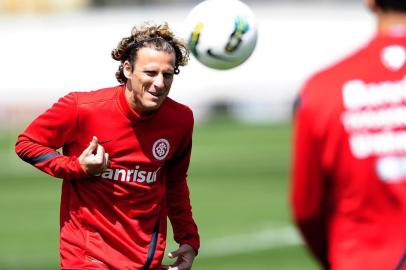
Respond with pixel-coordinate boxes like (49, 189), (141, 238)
(0, 0), (374, 269)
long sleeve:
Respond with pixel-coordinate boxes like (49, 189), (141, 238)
(165, 119), (200, 254)
(291, 93), (329, 269)
(15, 92), (88, 180)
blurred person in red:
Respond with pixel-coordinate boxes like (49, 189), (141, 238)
(291, 0), (406, 269)
(15, 22), (199, 270)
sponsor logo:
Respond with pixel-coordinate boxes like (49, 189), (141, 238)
(348, 131), (406, 159)
(341, 76), (406, 183)
(341, 77), (406, 159)
(376, 156), (406, 183)
(98, 166), (161, 184)
(152, 138), (170, 160)
(342, 76), (406, 110)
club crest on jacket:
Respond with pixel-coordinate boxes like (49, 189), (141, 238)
(152, 138), (170, 160)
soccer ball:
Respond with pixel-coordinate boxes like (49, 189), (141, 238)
(183, 0), (258, 70)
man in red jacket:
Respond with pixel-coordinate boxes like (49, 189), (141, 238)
(291, 0), (406, 269)
(15, 22), (199, 270)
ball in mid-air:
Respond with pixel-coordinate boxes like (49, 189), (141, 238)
(184, 0), (258, 70)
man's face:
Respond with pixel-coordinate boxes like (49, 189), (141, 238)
(124, 47), (176, 113)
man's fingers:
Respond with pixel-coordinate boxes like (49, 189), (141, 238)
(168, 248), (180, 259)
(163, 267), (178, 270)
(93, 145), (108, 173)
(90, 136), (98, 151)
(166, 264), (189, 270)
(78, 136), (98, 162)
(165, 245), (194, 270)
(168, 244), (194, 259)
(82, 136), (98, 156)
(95, 144), (105, 160)
(78, 136), (111, 175)
(168, 252), (176, 259)
(175, 262), (189, 270)
(103, 153), (109, 169)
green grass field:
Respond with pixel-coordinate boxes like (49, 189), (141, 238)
(0, 120), (319, 270)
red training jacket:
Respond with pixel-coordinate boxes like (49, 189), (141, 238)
(292, 33), (406, 270)
(15, 85), (200, 270)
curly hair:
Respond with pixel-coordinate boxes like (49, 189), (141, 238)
(111, 22), (190, 84)
(375, 0), (406, 11)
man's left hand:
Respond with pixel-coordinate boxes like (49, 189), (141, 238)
(161, 244), (196, 270)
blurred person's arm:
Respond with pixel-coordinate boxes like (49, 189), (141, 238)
(291, 91), (330, 270)
(15, 93), (88, 180)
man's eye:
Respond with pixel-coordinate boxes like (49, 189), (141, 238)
(144, 71), (157, 76)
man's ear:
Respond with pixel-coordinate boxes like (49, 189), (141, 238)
(123, 61), (133, 79)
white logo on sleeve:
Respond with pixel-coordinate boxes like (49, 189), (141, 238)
(152, 138), (170, 160)
(381, 45), (406, 71)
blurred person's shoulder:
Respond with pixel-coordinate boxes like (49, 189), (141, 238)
(299, 39), (373, 106)
(305, 43), (371, 92)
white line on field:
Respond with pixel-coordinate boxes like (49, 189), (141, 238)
(198, 226), (303, 258)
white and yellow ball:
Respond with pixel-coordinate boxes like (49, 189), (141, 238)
(184, 0), (258, 70)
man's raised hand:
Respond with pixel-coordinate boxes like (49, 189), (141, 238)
(78, 136), (109, 175)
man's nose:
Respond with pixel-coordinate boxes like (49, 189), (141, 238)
(153, 74), (165, 88)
